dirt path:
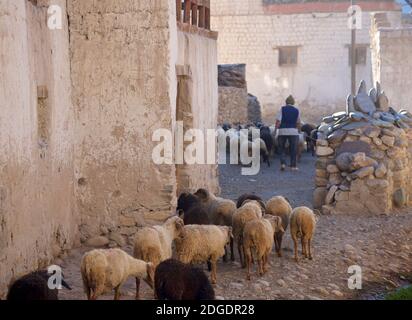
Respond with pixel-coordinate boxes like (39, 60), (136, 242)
(59, 153), (412, 300)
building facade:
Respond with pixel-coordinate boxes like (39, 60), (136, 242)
(211, 0), (402, 124)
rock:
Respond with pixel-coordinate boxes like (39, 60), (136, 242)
(109, 232), (126, 247)
(370, 149), (385, 160)
(374, 163), (387, 178)
(393, 188), (407, 208)
(218, 64), (246, 88)
(327, 164), (340, 174)
(367, 178), (389, 190)
(349, 112), (366, 122)
(359, 136), (371, 144)
(313, 187), (328, 209)
(336, 141), (371, 156)
(85, 236), (109, 247)
(351, 153), (377, 170)
(354, 80), (376, 115)
(372, 119), (394, 128)
(382, 128), (396, 137)
(229, 282), (244, 290)
(350, 166), (374, 179)
(119, 215), (136, 227)
(247, 94), (262, 123)
(328, 130), (347, 144)
(336, 152), (353, 172)
(315, 177), (328, 187)
(216, 296), (225, 300)
(342, 122), (369, 131)
(387, 147), (402, 159)
(316, 169), (327, 178)
(373, 137), (383, 146)
(322, 205), (335, 215)
(316, 146), (334, 157)
(381, 135), (395, 147)
(329, 173), (343, 186)
(276, 279), (287, 288)
(364, 127), (381, 138)
(380, 112), (396, 123)
(332, 290), (344, 297)
(346, 94), (356, 113)
(335, 191), (349, 201)
(377, 92), (389, 111)
(317, 139), (329, 147)
(315, 287), (330, 296)
(118, 226), (136, 236)
(369, 88), (377, 103)
(257, 280), (270, 287)
(325, 185), (338, 205)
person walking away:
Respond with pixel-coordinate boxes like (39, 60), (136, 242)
(276, 95), (302, 171)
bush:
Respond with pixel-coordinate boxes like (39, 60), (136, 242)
(385, 286), (412, 300)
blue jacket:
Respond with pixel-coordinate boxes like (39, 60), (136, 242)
(280, 105), (299, 129)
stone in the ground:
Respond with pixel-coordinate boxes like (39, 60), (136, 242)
(332, 290), (344, 297)
(325, 185), (339, 205)
(364, 127), (381, 138)
(322, 205), (335, 215)
(85, 236), (109, 247)
(229, 282), (244, 290)
(374, 163), (387, 178)
(317, 146), (334, 156)
(257, 280), (270, 287)
(313, 187), (328, 209)
(315, 287), (330, 296)
(276, 279), (287, 287)
(329, 173), (343, 185)
(393, 188), (407, 208)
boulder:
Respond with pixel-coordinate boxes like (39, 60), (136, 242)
(381, 135), (395, 147)
(374, 163), (387, 178)
(336, 152), (352, 172)
(326, 164), (340, 174)
(354, 81), (376, 115)
(350, 166), (374, 179)
(325, 185), (339, 205)
(316, 146), (334, 157)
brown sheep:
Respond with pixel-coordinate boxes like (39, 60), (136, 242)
(266, 196), (292, 257)
(243, 215), (284, 280)
(232, 201), (263, 268)
(290, 207), (317, 262)
(194, 188), (236, 261)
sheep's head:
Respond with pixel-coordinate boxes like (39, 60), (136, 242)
(177, 192), (200, 213)
(164, 216), (184, 237)
(194, 188), (210, 203)
(242, 199), (266, 214)
(144, 262), (154, 289)
(265, 215), (285, 234)
(222, 226), (233, 245)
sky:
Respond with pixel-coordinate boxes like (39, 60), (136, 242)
(396, 0), (412, 14)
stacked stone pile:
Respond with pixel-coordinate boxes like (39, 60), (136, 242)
(314, 81), (412, 215)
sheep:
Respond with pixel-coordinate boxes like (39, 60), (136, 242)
(7, 270), (71, 301)
(175, 225), (232, 284)
(260, 126), (274, 159)
(240, 138), (270, 167)
(133, 215), (184, 298)
(81, 248), (154, 300)
(290, 207), (317, 262)
(301, 123), (317, 154)
(232, 201), (263, 268)
(266, 196), (293, 257)
(243, 215), (284, 280)
(177, 192), (210, 225)
(154, 259), (215, 300)
(194, 188), (236, 261)
(236, 193), (266, 213)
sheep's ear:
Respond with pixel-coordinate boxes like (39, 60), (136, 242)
(284, 197), (291, 204)
(176, 218), (185, 230)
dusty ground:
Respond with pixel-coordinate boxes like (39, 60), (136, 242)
(59, 153), (412, 300)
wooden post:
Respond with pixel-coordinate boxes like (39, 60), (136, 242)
(192, 2), (198, 26)
(176, 0), (182, 23)
(184, 0), (191, 24)
(198, 5), (205, 28)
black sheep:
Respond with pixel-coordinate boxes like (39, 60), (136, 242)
(236, 193), (266, 213)
(177, 192), (210, 225)
(7, 270), (71, 301)
(155, 259), (215, 300)
(301, 123), (317, 155)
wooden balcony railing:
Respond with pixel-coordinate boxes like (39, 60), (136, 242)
(176, 0), (216, 39)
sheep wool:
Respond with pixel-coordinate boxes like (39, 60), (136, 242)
(232, 201), (263, 268)
(175, 225), (232, 284)
(266, 196), (293, 257)
(80, 248), (154, 300)
(290, 207), (317, 262)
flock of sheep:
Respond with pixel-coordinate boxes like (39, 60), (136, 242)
(7, 189), (318, 301)
(217, 122), (318, 167)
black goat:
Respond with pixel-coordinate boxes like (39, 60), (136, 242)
(177, 192), (210, 225)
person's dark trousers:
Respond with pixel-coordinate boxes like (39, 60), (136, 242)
(278, 135), (299, 168)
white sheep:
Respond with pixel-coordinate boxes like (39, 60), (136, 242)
(243, 215), (284, 280)
(133, 215), (184, 298)
(194, 189), (236, 261)
(232, 201), (263, 267)
(175, 224), (233, 284)
(80, 248), (154, 300)
(290, 207), (318, 262)
(266, 196), (292, 257)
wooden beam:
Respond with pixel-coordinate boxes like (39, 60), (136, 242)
(192, 3), (198, 26)
(176, 0), (182, 23)
(184, 0), (191, 24)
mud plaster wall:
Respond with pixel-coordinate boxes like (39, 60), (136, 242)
(176, 30), (220, 195)
(0, 0), (78, 297)
(211, 0), (401, 124)
(68, 0), (179, 239)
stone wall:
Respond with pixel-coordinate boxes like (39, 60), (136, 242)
(371, 12), (412, 112)
(68, 0), (178, 242)
(218, 64), (249, 125)
(0, 0), (79, 296)
(314, 82), (412, 215)
(211, 0), (401, 124)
